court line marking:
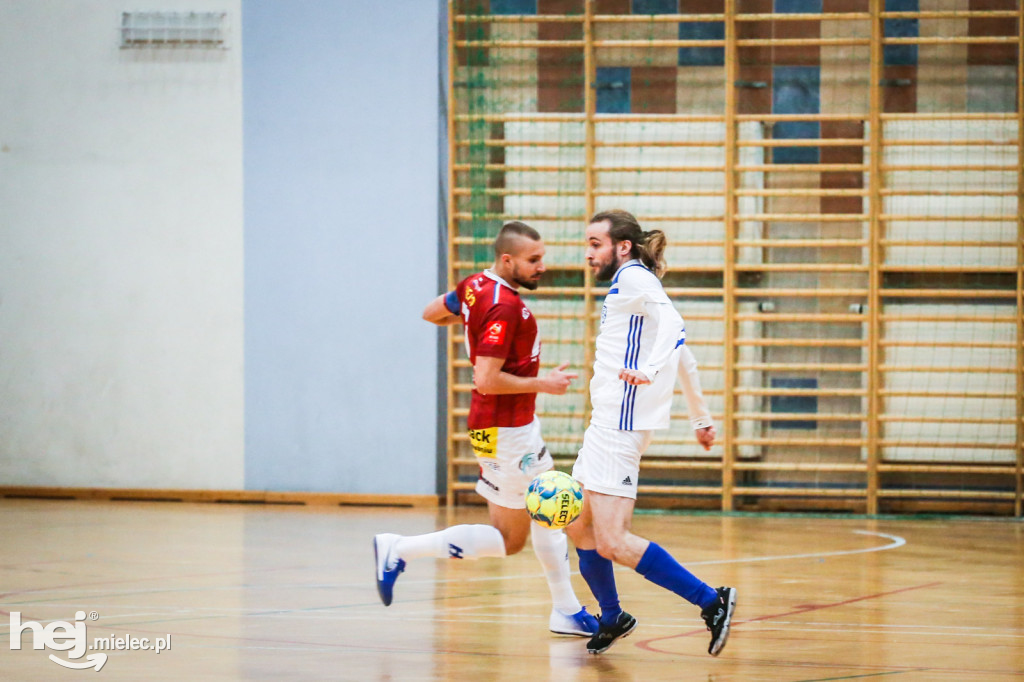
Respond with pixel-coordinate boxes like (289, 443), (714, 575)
(634, 581), (942, 654)
(0, 530), (908, 622)
(630, 581), (1024, 678)
(392, 529), (907, 587)
(0, 564), (305, 601)
(793, 671), (921, 681)
(0, 529), (911, 645)
(685, 530), (905, 566)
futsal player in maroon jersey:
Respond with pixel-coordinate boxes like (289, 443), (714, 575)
(373, 221), (599, 637)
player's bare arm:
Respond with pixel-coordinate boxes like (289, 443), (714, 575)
(422, 294), (460, 326)
(474, 356), (577, 396)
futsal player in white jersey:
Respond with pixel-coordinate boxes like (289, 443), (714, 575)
(564, 209), (737, 656)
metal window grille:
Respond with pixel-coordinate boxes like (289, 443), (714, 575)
(120, 11), (227, 49)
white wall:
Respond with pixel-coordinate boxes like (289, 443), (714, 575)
(0, 0), (245, 488)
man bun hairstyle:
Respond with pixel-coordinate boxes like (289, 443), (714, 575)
(494, 220), (542, 257)
(590, 209), (667, 278)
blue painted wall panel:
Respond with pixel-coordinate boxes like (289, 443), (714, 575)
(771, 378), (818, 430)
(678, 19), (724, 66)
(596, 67), (631, 113)
(772, 66), (820, 164)
(243, 0), (440, 494)
(633, 0), (677, 13)
(884, 0), (919, 66)
(775, 0), (821, 12)
(492, 0), (537, 14)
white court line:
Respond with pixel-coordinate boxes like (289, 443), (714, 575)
(684, 530), (905, 566)
(2, 532), (907, 598)
(0, 531), (907, 626)
(393, 529), (907, 586)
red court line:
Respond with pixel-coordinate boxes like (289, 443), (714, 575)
(634, 581), (1024, 676)
(635, 581), (943, 654)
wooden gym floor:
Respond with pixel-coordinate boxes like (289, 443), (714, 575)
(1, 498), (1021, 681)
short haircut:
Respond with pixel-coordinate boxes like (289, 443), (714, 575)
(494, 221), (541, 257)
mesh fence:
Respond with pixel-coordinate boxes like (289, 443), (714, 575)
(447, 0), (1023, 515)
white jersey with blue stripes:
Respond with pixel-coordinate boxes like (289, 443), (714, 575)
(590, 260), (685, 431)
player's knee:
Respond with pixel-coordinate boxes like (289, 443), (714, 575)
(504, 535), (527, 555)
(594, 537), (624, 562)
(497, 525), (527, 555)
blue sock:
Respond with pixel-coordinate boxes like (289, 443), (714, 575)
(576, 548), (621, 626)
(636, 542), (717, 609)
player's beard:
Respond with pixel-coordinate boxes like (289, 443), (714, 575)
(512, 264), (540, 290)
(594, 254), (621, 282)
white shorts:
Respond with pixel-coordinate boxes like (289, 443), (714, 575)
(571, 424), (652, 500)
(471, 418), (553, 509)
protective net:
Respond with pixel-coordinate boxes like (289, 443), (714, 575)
(447, 0), (1022, 515)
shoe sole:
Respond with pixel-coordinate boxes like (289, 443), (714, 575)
(550, 608), (599, 637)
(708, 587), (737, 656)
(587, 619), (637, 654)
(373, 535), (392, 607)
(550, 628), (596, 637)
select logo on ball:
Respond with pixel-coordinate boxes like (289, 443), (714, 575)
(525, 471), (584, 529)
(554, 494), (574, 525)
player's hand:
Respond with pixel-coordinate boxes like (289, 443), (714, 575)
(618, 368), (650, 385)
(543, 362), (578, 395)
(695, 425), (716, 451)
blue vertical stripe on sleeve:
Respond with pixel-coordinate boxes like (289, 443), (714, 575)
(619, 314), (644, 430)
(675, 325), (686, 347)
(630, 316), (644, 369)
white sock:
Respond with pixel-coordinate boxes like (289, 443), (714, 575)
(394, 524), (506, 561)
(531, 525), (583, 614)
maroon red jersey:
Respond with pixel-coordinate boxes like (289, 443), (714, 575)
(451, 270), (540, 429)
